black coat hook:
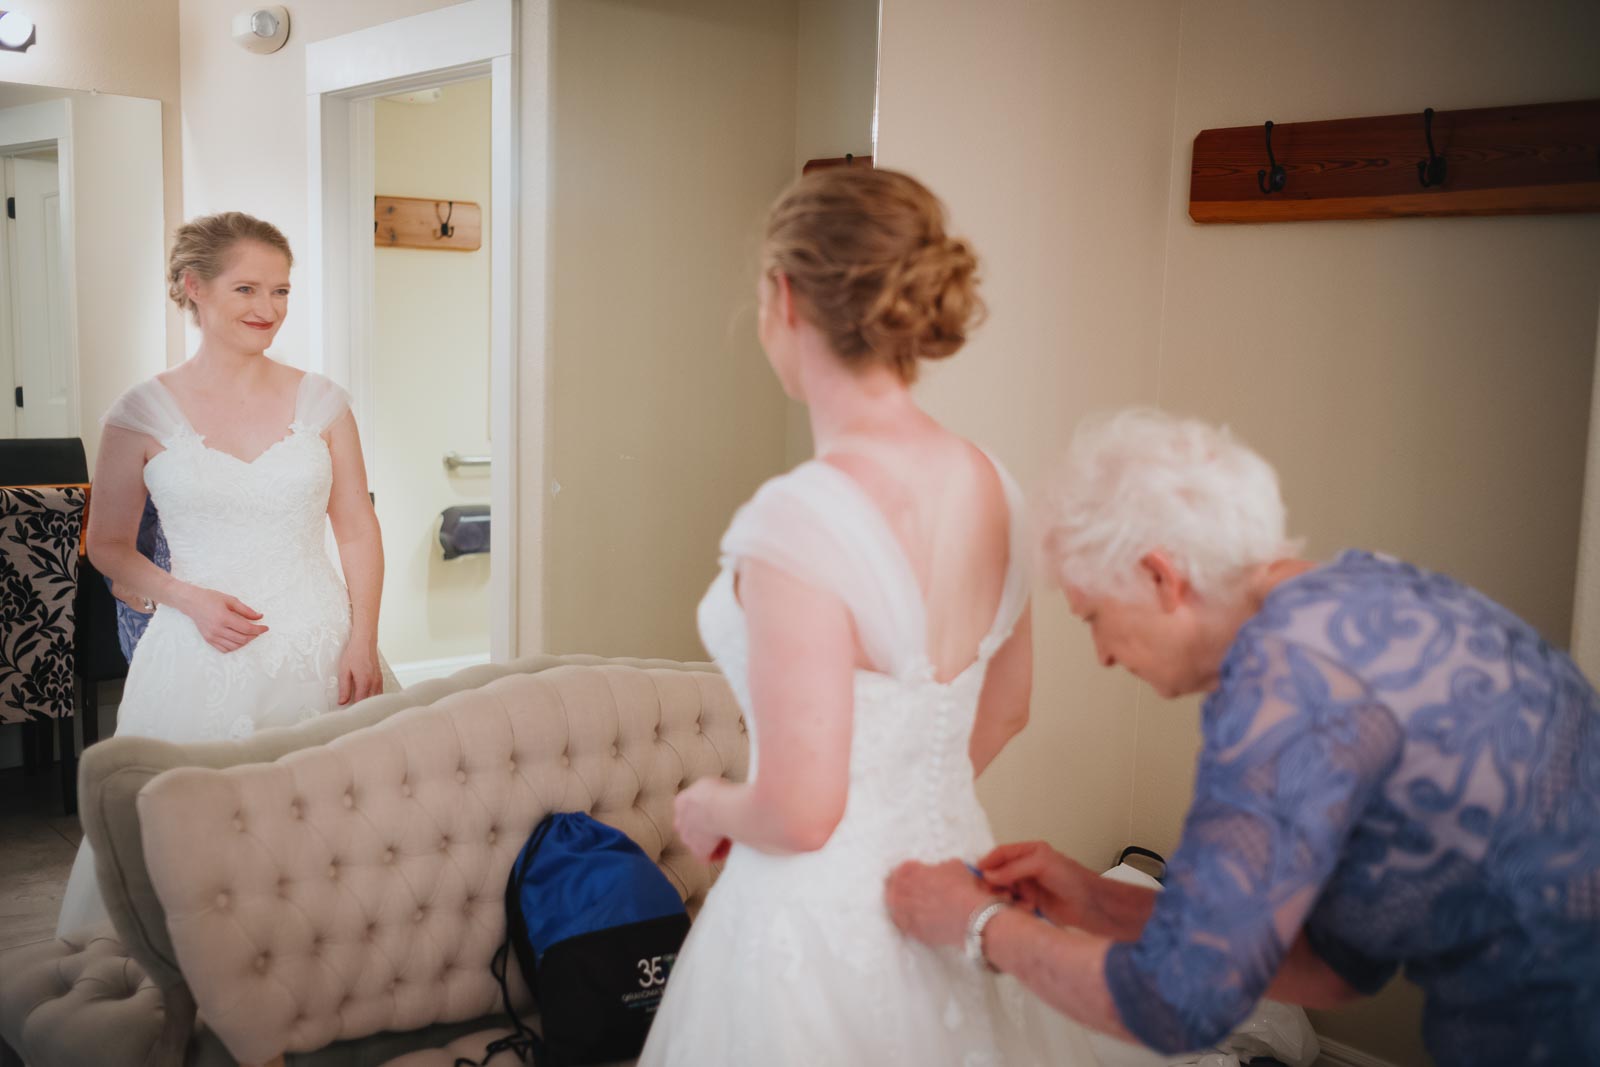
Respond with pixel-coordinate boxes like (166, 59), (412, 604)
(1257, 120), (1286, 195)
(1417, 107), (1447, 188)
(436, 200), (456, 239)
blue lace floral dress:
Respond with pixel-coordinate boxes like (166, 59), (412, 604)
(1105, 551), (1599, 1065)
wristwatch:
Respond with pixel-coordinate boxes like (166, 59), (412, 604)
(964, 900), (1007, 972)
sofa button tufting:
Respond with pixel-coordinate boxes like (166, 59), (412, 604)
(215, 892), (231, 910)
(401, 783), (413, 798)
(413, 909), (425, 923)
(291, 801), (303, 819)
(487, 830), (497, 844)
(255, 954), (270, 973)
(560, 754), (571, 767)
(383, 848), (396, 864)
(233, 816), (245, 832)
(328, 862), (339, 881)
(455, 769), (468, 784)
(343, 791), (354, 808)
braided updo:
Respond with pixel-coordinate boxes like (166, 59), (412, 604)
(762, 167), (983, 383)
(167, 212), (293, 323)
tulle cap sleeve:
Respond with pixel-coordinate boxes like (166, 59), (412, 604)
(295, 373), (352, 434)
(101, 380), (189, 443)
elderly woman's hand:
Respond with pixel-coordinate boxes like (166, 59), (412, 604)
(979, 841), (1097, 928)
(886, 859), (1001, 949)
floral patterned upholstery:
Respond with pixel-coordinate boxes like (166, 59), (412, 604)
(0, 486), (86, 725)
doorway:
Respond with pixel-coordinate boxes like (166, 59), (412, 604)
(305, 0), (528, 667)
(0, 144), (73, 439)
(370, 80), (494, 685)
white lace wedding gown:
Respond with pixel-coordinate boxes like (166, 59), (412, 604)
(640, 458), (1101, 1065)
(56, 371), (355, 936)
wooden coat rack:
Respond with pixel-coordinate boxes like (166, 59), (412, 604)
(374, 195), (482, 250)
(1189, 98), (1600, 223)
(802, 153), (874, 175)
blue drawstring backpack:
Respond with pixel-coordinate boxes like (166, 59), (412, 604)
(457, 813), (691, 1066)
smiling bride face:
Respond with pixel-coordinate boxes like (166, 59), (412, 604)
(168, 211), (295, 355)
(185, 241), (291, 354)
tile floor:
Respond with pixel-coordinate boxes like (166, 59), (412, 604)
(0, 766), (79, 951)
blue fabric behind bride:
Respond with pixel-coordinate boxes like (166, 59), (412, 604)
(111, 497), (169, 661)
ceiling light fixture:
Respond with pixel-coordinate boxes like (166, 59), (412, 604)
(0, 10), (37, 52)
(231, 6), (289, 55)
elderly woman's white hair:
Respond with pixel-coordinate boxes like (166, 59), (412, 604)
(1042, 409), (1301, 601)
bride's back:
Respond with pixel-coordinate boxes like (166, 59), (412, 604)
(822, 431), (1011, 684)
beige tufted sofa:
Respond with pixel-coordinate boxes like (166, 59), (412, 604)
(0, 654), (747, 1067)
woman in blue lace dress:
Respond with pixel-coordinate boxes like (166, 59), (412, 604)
(887, 409), (1599, 1066)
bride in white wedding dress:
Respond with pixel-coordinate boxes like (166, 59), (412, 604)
(640, 169), (1100, 1065)
(57, 212), (384, 936)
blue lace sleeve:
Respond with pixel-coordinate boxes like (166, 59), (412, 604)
(1104, 636), (1403, 1053)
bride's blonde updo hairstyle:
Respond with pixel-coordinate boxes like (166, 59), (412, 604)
(167, 211), (294, 322)
(762, 166), (983, 383)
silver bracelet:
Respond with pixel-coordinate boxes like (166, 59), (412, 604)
(964, 900), (1007, 973)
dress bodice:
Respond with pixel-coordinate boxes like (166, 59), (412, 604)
(104, 371), (351, 612)
(695, 456), (1030, 880)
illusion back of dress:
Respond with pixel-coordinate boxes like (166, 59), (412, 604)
(640, 454), (1101, 1067)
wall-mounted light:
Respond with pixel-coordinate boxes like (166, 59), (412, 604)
(0, 9), (37, 52)
(231, 6), (289, 54)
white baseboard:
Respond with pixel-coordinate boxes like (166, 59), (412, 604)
(1317, 1037), (1405, 1067)
(390, 652), (492, 689)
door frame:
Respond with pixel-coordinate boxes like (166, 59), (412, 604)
(305, 0), (535, 661)
(0, 99), (79, 441)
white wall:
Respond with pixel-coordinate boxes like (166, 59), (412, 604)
(68, 94), (168, 462)
(178, 0), (459, 366)
(372, 80), (494, 669)
(1, 0), (184, 368)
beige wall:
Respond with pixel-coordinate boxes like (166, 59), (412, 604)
(877, 0), (1182, 867)
(1572, 294), (1600, 680)
(784, 0), (880, 466)
(1139, 5), (1600, 1064)
(879, 1), (1600, 1064)
(372, 80), (493, 669)
(541, 0), (798, 660)
(0, 0), (185, 369)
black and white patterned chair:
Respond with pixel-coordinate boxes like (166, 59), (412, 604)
(0, 485), (87, 812)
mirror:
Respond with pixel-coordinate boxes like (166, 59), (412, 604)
(362, 0), (881, 675)
(0, 82), (166, 458)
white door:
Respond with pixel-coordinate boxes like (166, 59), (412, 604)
(5, 154), (74, 438)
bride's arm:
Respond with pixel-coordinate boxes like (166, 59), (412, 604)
(675, 558), (855, 856)
(87, 426), (185, 607)
(969, 603), (1032, 775)
(325, 411), (384, 703)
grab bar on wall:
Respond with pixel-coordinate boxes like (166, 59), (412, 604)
(443, 451), (491, 471)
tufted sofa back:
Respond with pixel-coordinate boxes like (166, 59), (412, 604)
(78, 653), (718, 989)
(133, 661), (746, 1065)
